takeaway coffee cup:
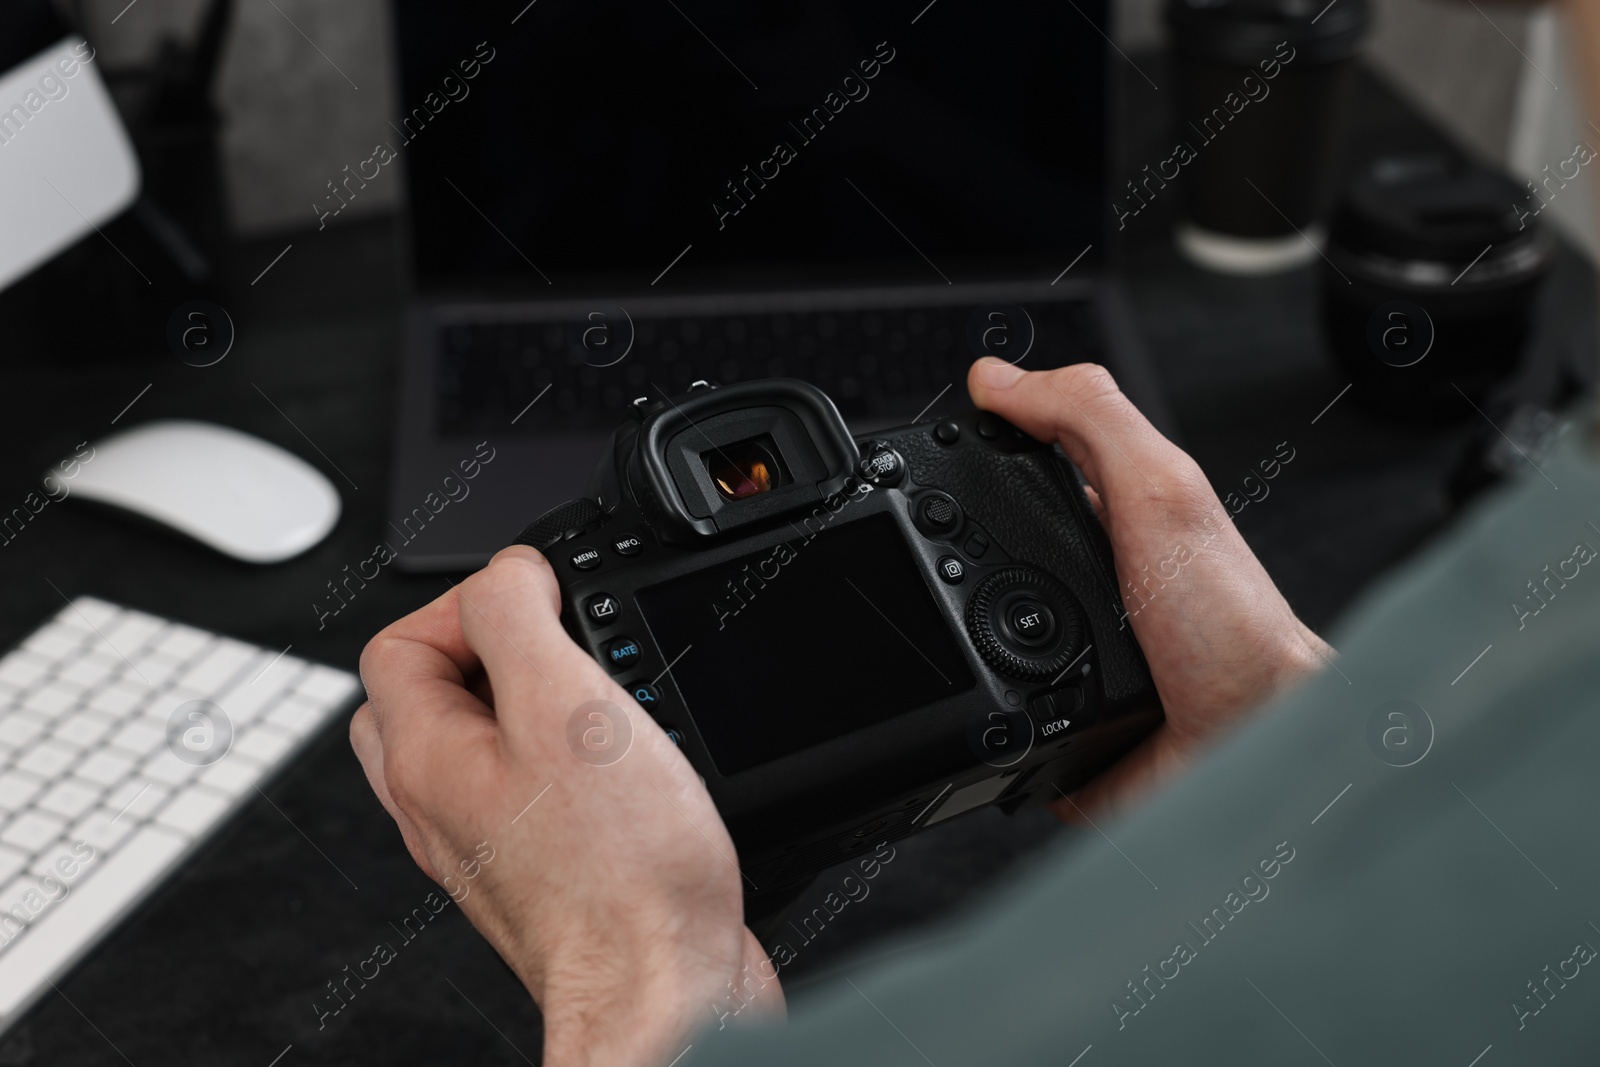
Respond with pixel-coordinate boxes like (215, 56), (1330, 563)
(1162, 0), (1370, 273)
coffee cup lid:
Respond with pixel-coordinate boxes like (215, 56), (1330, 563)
(1165, 0), (1371, 65)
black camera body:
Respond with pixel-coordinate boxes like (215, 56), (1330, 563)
(518, 379), (1161, 891)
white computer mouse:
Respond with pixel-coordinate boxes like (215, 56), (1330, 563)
(59, 420), (342, 564)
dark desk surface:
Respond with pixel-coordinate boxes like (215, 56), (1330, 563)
(0, 59), (1592, 1064)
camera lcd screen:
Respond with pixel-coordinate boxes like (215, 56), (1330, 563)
(634, 514), (975, 775)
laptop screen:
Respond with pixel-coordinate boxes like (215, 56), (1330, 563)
(391, 0), (1107, 297)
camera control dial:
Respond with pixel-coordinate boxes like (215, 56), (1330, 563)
(964, 567), (1086, 681)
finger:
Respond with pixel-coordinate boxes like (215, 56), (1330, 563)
(1050, 729), (1183, 826)
(359, 599), (504, 818)
(360, 585), (492, 734)
(375, 585), (484, 680)
(968, 359), (1204, 513)
(453, 545), (616, 743)
(1082, 484), (1106, 524)
(350, 704), (441, 882)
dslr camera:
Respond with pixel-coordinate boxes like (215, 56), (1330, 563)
(517, 379), (1160, 893)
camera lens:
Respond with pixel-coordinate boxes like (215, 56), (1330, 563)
(706, 438), (781, 501)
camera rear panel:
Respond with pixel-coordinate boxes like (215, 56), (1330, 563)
(528, 394), (1162, 891)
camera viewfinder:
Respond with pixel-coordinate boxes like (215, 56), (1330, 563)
(705, 435), (785, 501)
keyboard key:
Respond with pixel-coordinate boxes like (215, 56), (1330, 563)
(57, 655), (116, 690)
(71, 808), (134, 853)
(20, 681), (84, 719)
(220, 674), (296, 723)
(108, 720), (165, 757)
(298, 666), (361, 706)
(250, 652), (307, 691)
(87, 681), (149, 719)
(16, 741), (78, 780)
(266, 696), (328, 736)
(75, 751), (134, 787)
(199, 758), (265, 797)
(22, 624), (85, 661)
(126, 655), (183, 688)
(0, 826), (187, 1015)
(104, 780), (167, 821)
(52, 711), (114, 749)
(54, 597), (119, 632)
(0, 878), (32, 920)
(0, 773), (43, 814)
(29, 840), (95, 880)
(140, 752), (199, 788)
(0, 714), (47, 749)
(154, 786), (230, 837)
(0, 847), (26, 885)
(36, 779), (101, 821)
(102, 613), (165, 655)
(0, 881), (39, 939)
(0, 811), (65, 853)
(155, 625), (211, 662)
(178, 643), (256, 696)
(0, 652), (51, 692)
(235, 725), (293, 766)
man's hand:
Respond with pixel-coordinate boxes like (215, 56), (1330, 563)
(350, 547), (780, 1067)
(968, 358), (1333, 820)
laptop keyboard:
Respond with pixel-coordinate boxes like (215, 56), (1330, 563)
(434, 297), (1106, 435)
(0, 598), (360, 1027)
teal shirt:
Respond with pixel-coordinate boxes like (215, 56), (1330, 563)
(689, 425), (1600, 1066)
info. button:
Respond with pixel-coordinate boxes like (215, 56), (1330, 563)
(611, 534), (644, 557)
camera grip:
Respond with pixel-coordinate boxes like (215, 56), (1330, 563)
(895, 432), (1152, 706)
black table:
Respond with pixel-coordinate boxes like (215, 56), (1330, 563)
(0, 59), (1590, 1065)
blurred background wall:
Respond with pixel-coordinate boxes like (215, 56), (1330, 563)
(72, 0), (1598, 258)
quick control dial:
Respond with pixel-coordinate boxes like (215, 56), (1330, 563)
(964, 567), (1086, 681)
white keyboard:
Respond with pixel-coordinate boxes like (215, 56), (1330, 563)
(0, 597), (360, 1029)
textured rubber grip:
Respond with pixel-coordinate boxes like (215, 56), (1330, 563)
(894, 431), (1152, 706)
(513, 498), (607, 551)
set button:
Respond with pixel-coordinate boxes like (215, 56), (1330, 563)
(1007, 601), (1055, 646)
(604, 637), (641, 671)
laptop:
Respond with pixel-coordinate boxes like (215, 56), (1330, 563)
(385, 0), (1168, 570)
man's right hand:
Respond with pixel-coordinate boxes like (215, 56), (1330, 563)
(968, 358), (1334, 821)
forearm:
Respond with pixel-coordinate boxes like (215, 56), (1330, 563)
(531, 918), (783, 1066)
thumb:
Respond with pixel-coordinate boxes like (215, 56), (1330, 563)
(967, 358), (1198, 510)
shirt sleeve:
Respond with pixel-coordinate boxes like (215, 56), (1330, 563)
(685, 430), (1600, 1067)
